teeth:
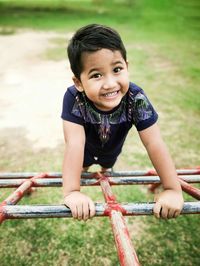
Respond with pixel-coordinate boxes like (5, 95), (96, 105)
(104, 91), (118, 97)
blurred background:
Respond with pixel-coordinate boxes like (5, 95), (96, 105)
(0, 1), (199, 265)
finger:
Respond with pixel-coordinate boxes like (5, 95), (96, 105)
(168, 209), (175, 219)
(70, 206), (78, 219)
(82, 202), (89, 221)
(154, 194), (159, 202)
(160, 206), (168, 219)
(174, 210), (181, 218)
(64, 202), (77, 219)
(77, 204), (83, 220)
(89, 200), (96, 218)
(153, 202), (161, 219)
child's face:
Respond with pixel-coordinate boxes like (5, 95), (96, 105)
(74, 48), (129, 111)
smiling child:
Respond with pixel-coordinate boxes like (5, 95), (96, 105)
(61, 24), (183, 221)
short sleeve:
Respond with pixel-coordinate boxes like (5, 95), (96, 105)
(61, 88), (84, 126)
(133, 90), (158, 131)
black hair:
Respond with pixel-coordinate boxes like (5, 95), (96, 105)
(67, 24), (127, 80)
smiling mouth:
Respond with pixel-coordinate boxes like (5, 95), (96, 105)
(102, 90), (119, 98)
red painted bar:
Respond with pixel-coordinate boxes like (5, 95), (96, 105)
(98, 173), (140, 266)
(148, 183), (161, 192)
(110, 210), (140, 266)
(98, 175), (117, 203)
(148, 178), (200, 200)
(178, 178), (200, 200)
(0, 173), (47, 224)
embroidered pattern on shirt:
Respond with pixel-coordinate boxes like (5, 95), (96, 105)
(71, 90), (152, 145)
(128, 90), (153, 124)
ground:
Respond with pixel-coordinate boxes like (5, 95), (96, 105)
(0, 30), (71, 150)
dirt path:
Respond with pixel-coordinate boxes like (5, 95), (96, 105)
(0, 30), (72, 149)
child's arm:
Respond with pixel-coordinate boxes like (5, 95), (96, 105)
(138, 123), (184, 219)
(62, 120), (95, 221)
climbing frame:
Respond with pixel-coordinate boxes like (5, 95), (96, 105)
(0, 168), (200, 266)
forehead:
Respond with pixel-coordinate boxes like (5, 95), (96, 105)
(81, 49), (125, 72)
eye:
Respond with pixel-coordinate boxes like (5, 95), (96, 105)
(91, 73), (102, 79)
(114, 66), (123, 73)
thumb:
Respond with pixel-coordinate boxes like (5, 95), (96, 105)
(154, 192), (160, 202)
(153, 201), (162, 219)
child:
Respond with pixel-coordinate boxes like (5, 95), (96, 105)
(61, 24), (183, 221)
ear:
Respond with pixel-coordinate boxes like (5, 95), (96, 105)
(126, 60), (129, 69)
(72, 76), (84, 92)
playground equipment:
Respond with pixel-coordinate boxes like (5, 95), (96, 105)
(0, 168), (200, 266)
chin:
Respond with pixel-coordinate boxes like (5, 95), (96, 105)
(104, 100), (121, 111)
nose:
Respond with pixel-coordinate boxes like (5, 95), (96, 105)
(102, 75), (117, 90)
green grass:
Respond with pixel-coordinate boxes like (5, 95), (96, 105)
(0, 0), (200, 265)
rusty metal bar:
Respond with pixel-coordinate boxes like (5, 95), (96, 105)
(1, 175), (200, 188)
(0, 172), (60, 179)
(0, 173), (47, 224)
(0, 168), (199, 179)
(109, 210), (140, 266)
(1, 202), (199, 220)
(178, 178), (200, 200)
(148, 178), (200, 200)
(148, 183), (161, 192)
(98, 173), (140, 266)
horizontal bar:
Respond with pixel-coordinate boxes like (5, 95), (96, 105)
(0, 168), (199, 179)
(0, 172), (60, 179)
(0, 175), (200, 188)
(1, 202), (200, 220)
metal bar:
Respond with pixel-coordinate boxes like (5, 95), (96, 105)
(98, 175), (117, 203)
(1, 175), (200, 188)
(109, 210), (140, 266)
(0, 168), (200, 179)
(98, 173), (140, 266)
(178, 178), (200, 200)
(147, 179), (200, 200)
(1, 202), (199, 220)
(148, 183), (161, 192)
(0, 172), (61, 179)
(0, 173), (47, 224)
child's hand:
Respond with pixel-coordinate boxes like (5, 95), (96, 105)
(64, 191), (95, 221)
(153, 189), (184, 219)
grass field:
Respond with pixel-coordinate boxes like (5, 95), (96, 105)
(0, 0), (200, 265)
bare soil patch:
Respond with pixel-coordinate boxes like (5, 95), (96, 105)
(0, 30), (72, 149)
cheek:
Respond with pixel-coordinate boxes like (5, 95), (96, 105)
(119, 72), (129, 82)
(122, 84), (129, 95)
(86, 81), (101, 94)
(121, 77), (129, 89)
(84, 85), (98, 99)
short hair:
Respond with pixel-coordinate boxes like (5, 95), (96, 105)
(67, 24), (127, 80)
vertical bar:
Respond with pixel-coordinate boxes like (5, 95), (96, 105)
(148, 183), (160, 192)
(110, 210), (140, 266)
(98, 173), (140, 266)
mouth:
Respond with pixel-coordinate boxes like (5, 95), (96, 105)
(101, 90), (119, 98)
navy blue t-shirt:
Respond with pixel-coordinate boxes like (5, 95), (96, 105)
(61, 82), (158, 158)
